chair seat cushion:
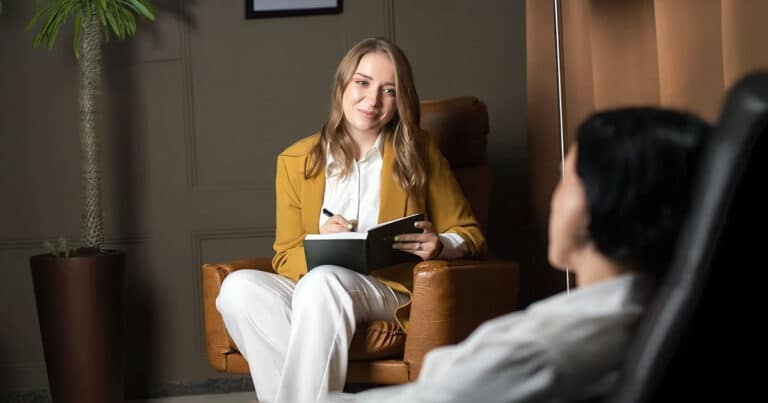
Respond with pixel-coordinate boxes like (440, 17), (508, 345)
(349, 320), (406, 360)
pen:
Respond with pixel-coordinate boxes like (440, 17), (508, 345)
(323, 208), (355, 230)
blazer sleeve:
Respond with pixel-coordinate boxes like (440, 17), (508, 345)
(271, 154), (309, 282)
(425, 139), (487, 257)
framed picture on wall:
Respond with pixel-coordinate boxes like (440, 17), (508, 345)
(246, 0), (343, 19)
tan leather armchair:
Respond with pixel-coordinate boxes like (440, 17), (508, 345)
(202, 96), (520, 384)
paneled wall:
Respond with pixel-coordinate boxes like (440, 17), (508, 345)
(0, 0), (526, 394)
(527, 0), (768, 299)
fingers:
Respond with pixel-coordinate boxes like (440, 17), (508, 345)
(414, 220), (434, 233)
(394, 221), (435, 243)
(392, 220), (438, 258)
(320, 215), (356, 234)
(393, 239), (431, 252)
(393, 233), (431, 243)
(392, 231), (442, 260)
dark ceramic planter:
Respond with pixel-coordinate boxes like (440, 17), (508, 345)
(29, 250), (126, 403)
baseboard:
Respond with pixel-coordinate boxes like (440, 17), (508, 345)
(126, 377), (254, 400)
(0, 389), (49, 403)
(0, 377), (254, 402)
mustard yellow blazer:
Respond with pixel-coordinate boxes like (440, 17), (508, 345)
(272, 133), (486, 330)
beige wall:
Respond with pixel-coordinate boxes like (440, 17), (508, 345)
(0, 0), (527, 394)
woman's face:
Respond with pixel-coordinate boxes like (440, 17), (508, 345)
(341, 52), (397, 138)
(548, 145), (591, 269)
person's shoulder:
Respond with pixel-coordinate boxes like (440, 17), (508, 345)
(279, 133), (320, 158)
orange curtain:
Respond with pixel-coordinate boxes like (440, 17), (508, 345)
(559, 0), (768, 133)
(526, 0), (768, 300)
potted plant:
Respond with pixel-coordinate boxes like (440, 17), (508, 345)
(23, 1), (156, 402)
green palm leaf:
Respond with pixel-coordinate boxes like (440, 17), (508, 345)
(27, 0), (156, 57)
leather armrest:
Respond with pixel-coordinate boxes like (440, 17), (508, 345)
(201, 257), (275, 371)
(403, 259), (519, 378)
(209, 257), (275, 274)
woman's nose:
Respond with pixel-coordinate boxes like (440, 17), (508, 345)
(364, 87), (382, 106)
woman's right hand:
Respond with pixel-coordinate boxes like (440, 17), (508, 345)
(320, 215), (357, 234)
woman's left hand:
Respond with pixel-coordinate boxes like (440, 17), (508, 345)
(393, 220), (443, 260)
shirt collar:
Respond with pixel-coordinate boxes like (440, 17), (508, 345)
(529, 272), (654, 316)
(326, 134), (383, 177)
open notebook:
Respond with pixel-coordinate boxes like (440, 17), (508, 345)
(304, 213), (424, 274)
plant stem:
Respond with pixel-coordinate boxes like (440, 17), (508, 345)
(80, 8), (104, 249)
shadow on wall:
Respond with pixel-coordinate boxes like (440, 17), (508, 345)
(486, 170), (537, 307)
(102, 0), (198, 399)
(104, 21), (155, 402)
(487, 170), (570, 308)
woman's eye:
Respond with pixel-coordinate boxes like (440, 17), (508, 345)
(356, 80), (369, 86)
(383, 88), (396, 96)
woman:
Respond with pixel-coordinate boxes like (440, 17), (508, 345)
(326, 107), (710, 402)
(216, 37), (485, 403)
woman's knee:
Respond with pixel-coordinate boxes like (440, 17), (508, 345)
(297, 265), (348, 288)
(294, 265), (351, 304)
(216, 270), (278, 316)
(304, 264), (347, 278)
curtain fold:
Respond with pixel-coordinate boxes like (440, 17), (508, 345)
(527, 0), (768, 299)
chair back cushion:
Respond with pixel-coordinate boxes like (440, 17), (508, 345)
(420, 97), (491, 230)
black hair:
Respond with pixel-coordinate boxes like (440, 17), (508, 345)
(576, 107), (710, 276)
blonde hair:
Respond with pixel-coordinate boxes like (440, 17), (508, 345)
(306, 37), (428, 201)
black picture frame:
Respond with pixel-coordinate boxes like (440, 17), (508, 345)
(246, 0), (343, 19)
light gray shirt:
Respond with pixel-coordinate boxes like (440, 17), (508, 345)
(326, 272), (653, 403)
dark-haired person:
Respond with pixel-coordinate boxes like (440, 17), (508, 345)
(326, 107), (710, 403)
(215, 37), (485, 403)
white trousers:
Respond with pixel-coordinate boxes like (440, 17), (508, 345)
(216, 265), (409, 403)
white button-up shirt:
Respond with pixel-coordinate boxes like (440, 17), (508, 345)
(319, 135), (467, 259)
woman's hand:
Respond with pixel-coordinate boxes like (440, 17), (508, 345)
(320, 214), (357, 234)
(392, 220), (443, 260)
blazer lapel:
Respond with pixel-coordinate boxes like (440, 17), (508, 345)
(302, 162), (325, 234)
(378, 138), (408, 223)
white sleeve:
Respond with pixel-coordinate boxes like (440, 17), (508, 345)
(325, 315), (560, 403)
(436, 233), (468, 259)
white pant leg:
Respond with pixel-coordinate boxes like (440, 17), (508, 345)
(216, 269), (295, 403)
(275, 265), (409, 403)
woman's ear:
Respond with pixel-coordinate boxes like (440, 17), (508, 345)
(573, 214), (592, 246)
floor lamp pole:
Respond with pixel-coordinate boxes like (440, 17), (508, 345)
(552, 0), (571, 292)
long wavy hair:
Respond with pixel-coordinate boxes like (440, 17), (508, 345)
(306, 37), (428, 201)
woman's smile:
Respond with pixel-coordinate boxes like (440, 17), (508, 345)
(357, 108), (379, 119)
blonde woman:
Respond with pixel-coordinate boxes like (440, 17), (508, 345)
(216, 37), (485, 403)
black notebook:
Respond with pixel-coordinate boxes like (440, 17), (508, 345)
(304, 213), (425, 274)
